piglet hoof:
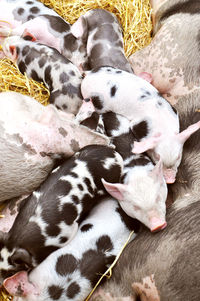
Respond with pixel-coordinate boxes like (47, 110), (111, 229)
(132, 274), (160, 301)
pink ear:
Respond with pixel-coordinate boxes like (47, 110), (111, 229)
(101, 178), (126, 201)
(178, 120), (200, 143)
(71, 16), (87, 39)
(9, 45), (18, 60)
(132, 133), (162, 154)
(138, 72), (152, 83)
(150, 158), (164, 183)
(3, 271), (35, 297)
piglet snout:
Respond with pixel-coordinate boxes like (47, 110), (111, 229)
(149, 217), (167, 232)
(163, 169), (176, 184)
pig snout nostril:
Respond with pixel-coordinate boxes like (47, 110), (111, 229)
(84, 98), (91, 102)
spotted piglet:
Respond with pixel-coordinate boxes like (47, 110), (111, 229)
(3, 36), (82, 114)
(3, 197), (140, 301)
(0, 145), (123, 281)
(77, 66), (200, 183)
(71, 9), (133, 72)
(0, 0), (87, 68)
(96, 112), (167, 232)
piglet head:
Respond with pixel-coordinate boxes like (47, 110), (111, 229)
(132, 121), (200, 184)
(3, 270), (39, 300)
(2, 36), (21, 62)
(102, 159), (168, 232)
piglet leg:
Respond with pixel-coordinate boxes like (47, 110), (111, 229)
(132, 274), (160, 301)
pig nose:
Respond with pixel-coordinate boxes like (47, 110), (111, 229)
(151, 221), (167, 232)
(149, 217), (167, 232)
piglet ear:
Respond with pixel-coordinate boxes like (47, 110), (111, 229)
(101, 178), (126, 201)
(177, 120), (200, 143)
(132, 133), (162, 154)
(9, 45), (17, 59)
(137, 72), (152, 83)
(3, 271), (35, 297)
(150, 157), (164, 183)
(71, 16), (88, 40)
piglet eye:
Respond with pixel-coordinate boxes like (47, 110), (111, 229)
(133, 205), (140, 211)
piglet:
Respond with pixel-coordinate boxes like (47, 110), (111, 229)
(0, 91), (109, 202)
(71, 8), (133, 72)
(76, 66), (200, 183)
(3, 36), (83, 114)
(98, 112), (168, 232)
(0, 145), (123, 281)
(3, 197), (140, 301)
(0, 0), (87, 69)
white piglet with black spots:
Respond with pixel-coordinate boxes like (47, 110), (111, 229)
(77, 66), (200, 183)
(0, 145), (123, 281)
(3, 198), (139, 301)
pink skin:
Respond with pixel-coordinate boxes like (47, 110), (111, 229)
(10, 17), (62, 52)
(132, 274), (160, 301)
(3, 271), (38, 297)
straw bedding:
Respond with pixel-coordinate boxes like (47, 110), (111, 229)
(0, 0), (152, 300)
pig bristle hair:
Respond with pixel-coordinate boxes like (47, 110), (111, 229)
(0, 0), (152, 300)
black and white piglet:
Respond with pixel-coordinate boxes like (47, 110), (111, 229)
(94, 112), (168, 232)
(77, 66), (200, 183)
(0, 0), (87, 69)
(0, 145), (123, 281)
(3, 197), (140, 301)
(3, 36), (82, 114)
(71, 8), (133, 72)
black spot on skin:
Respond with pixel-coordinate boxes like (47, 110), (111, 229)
(46, 224), (61, 237)
(96, 235), (113, 252)
(80, 249), (113, 285)
(27, 15), (34, 21)
(116, 70), (122, 74)
(77, 184), (84, 191)
(125, 156), (151, 168)
(140, 90), (151, 100)
(42, 14), (70, 33)
(17, 8), (24, 15)
(38, 57), (47, 68)
(160, 0), (200, 22)
(92, 96), (103, 110)
(131, 120), (149, 140)
(115, 205), (141, 233)
(71, 195), (79, 204)
(59, 72), (69, 84)
(56, 254), (78, 276)
(70, 139), (80, 152)
(48, 285), (64, 300)
(18, 60), (26, 74)
(70, 70), (75, 76)
(84, 177), (93, 195)
(30, 6), (40, 14)
(44, 65), (53, 91)
(93, 24), (119, 42)
(30, 70), (43, 82)
(66, 282), (80, 299)
(58, 127), (68, 137)
(62, 83), (81, 99)
(70, 172), (78, 178)
(59, 236), (68, 244)
(157, 100), (163, 106)
(110, 85), (117, 97)
(61, 202), (78, 225)
(102, 112), (120, 135)
(80, 223), (93, 232)
(62, 104), (68, 110)
(64, 33), (78, 52)
(22, 46), (30, 56)
(26, 1), (34, 4)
